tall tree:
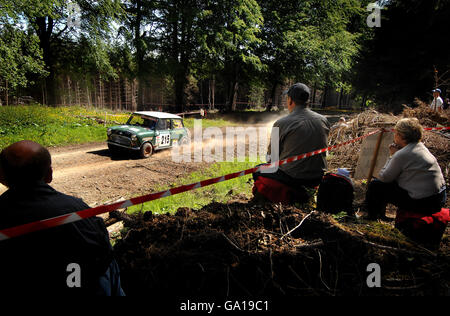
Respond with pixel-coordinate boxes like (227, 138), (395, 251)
(120, 0), (157, 111)
(257, 0), (364, 111)
(9, 0), (122, 105)
(155, 0), (203, 113)
(0, 5), (47, 105)
(201, 0), (263, 112)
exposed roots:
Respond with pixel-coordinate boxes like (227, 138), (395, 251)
(113, 202), (450, 296)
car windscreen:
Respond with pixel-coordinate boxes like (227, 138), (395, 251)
(127, 115), (157, 129)
(172, 119), (184, 128)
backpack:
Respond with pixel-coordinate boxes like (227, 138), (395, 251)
(316, 173), (354, 215)
(444, 100), (449, 110)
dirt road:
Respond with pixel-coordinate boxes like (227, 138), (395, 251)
(0, 142), (210, 206)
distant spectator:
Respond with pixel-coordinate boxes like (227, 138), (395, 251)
(0, 140), (125, 296)
(444, 97), (449, 110)
(429, 89), (443, 112)
(331, 117), (349, 131)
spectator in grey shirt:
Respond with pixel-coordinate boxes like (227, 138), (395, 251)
(364, 118), (446, 220)
(253, 83), (330, 203)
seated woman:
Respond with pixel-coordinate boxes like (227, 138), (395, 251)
(364, 118), (448, 246)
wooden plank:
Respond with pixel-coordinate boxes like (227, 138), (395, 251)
(354, 127), (394, 180)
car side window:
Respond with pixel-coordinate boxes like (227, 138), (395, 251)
(172, 119), (183, 129)
(156, 119), (168, 130)
(143, 118), (157, 129)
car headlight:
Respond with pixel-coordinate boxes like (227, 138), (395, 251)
(107, 128), (112, 136)
(131, 134), (138, 141)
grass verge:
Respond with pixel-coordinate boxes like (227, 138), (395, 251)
(126, 159), (262, 215)
(0, 105), (120, 149)
(0, 105), (238, 149)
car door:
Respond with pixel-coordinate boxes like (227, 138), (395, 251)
(156, 118), (171, 148)
(170, 119), (185, 146)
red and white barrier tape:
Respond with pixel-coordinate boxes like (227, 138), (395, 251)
(423, 126), (450, 131)
(0, 126), (439, 241)
(386, 126), (450, 132)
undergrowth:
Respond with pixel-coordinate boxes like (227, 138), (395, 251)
(0, 105), (117, 149)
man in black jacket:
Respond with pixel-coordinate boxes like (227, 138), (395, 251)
(0, 140), (124, 296)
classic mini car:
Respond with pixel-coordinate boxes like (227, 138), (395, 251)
(107, 111), (190, 158)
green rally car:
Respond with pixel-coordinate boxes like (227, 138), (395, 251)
(107, 111), (190, 158)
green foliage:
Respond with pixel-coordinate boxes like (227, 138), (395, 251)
(0, 105), (118, 149)
(0, 0), (377, 110)
(0, 0), (123, 104)
(0, 26), (47, 90)
(332, 211), (349, 220)
(258, 0), (364, 90)
(194, 0), (264, 111)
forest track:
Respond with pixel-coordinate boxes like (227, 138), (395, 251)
(0, 113), (344, 207)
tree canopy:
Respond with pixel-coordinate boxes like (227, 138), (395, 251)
(1, 0), (443, 111)
(353, 0), (450, 109)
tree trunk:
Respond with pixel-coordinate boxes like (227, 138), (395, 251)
(361, 93), (367, 111)
(266, 82), (279, 111)
(174, 73), (186, 113)
(93, 77), (97, 107)
(35, 16), (57, 105)
(86, 84), (90, 107)
(321, 85), (328, 109)
(41, 82), (46, 105)
(132, 79), (137, 111)
(232, 81), (238, 111)
(109, 81), (113, 109)
(137, 76), (145, 111)
(124, 78), (128, 110)
(67, 76), (71, 106)
(6, 80), (9, 106)
(227, 80), (239, 112)
(209, 76), (215, 110)
(76, 80), (80, 106)
(208, 79), (211, 109)
(312, 83), (317, 106)
(134, 0), (146, 111)
(200, 79), (204, 108)
(117, 79), (121, 110)
(99, 80), (103, 108)
(338, 87), (343, 109)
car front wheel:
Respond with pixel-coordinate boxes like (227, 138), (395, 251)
(140, 142), (153, 158)
(179, 137), (190, 146)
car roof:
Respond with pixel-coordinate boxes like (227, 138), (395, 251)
(133, 111), (182, 120)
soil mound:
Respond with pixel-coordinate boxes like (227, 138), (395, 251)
(113, 202), (449, 296)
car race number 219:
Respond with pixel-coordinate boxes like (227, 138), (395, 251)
(160, 134), (170, 146)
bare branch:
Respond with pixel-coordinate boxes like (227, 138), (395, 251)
(281, 211), (315, 240)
